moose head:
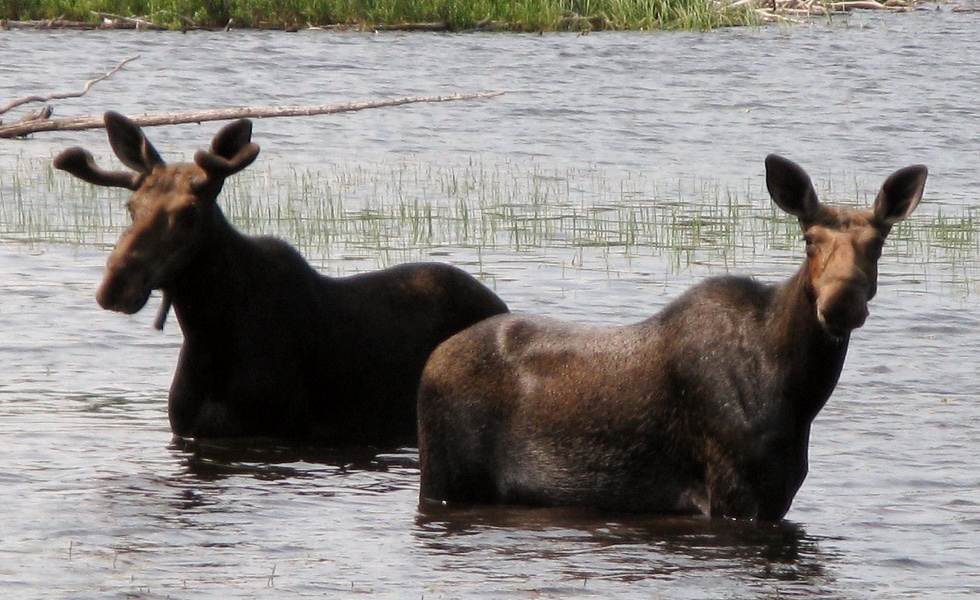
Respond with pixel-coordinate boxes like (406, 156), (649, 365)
(54, 112), (259, 317)
(765, 154), (925, 339)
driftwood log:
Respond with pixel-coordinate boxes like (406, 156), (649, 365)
(0, 92), (505, 139)
(739, 0), (923, 21)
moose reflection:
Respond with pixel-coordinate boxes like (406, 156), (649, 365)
(418, 155), (927, 520)
(54, 112), (508, 446)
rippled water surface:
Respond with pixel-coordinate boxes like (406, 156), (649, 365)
(1, 8), (979, 598)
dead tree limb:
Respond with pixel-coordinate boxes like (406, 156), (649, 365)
(0, 91), (506, 139)
(91, 12), (167, 30)
(0, 55), (140, 117)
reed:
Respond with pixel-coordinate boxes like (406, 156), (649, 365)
(4, 0), (759, 31)
(4, 155), (979, 292)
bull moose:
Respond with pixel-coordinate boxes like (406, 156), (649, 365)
(417, 155), (927, 520)
(54, 111), (508, 446)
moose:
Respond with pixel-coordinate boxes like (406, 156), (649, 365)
(417, 155), (927, 521)
(54, 111), (508, 446)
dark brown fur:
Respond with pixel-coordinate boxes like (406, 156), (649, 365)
(417, 155), (927, 520)
(54, 112), (509, 445)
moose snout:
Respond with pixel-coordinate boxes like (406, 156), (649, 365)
(96, 258), (153, 314)
(815, 278), (870, 338)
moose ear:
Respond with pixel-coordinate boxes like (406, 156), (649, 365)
(765, 154), (822, 223)
(53, 147), (141, 190)
(104, 111), (164, 175)
(873, 164), (927, 226)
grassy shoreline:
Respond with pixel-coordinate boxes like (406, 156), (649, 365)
(2, 0), (760, 32)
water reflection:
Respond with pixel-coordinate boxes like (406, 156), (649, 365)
(416, 503), (841, 596)
(173, 436), (419, 482)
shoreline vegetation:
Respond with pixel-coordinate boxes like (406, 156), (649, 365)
(0, 0), (931, 33)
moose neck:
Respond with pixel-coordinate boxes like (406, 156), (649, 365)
(769, 266), (852, 425)
(163, 206), (252, 340)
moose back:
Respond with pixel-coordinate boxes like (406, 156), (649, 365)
(55, 112), (509, 446)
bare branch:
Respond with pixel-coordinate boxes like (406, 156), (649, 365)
(91, 12), (165, 30)
(0, 91), (506, 139)
(0, 55), (140, 116)
(728, 0), (919, 21)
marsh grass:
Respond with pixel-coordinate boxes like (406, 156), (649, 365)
(0, 155), (118, 248)
(4, 155), (980, 292)
(223, 160), (797, 272)
(5, 0), (759, 31)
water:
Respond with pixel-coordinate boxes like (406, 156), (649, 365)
(1, 8), (979, 598)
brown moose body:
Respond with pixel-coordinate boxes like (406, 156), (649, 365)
(54, 112), (509, 445)
(418, 155), (927, 520)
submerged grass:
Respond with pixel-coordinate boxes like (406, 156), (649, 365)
(221, 159), (801, 273)
(3, 0), (759, 31)
(5, 155), (980, 296)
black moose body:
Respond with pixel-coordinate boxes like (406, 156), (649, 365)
(54, 112), (508, 446)
(418, 155), (927, 520)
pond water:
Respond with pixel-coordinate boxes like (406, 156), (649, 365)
(1, 7), (979, 599)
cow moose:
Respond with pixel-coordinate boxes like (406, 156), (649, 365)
(54, 111), (509, 446)
(417, 155), (927, 520)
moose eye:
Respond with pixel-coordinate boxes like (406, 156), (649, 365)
(803, 235), (816, 255)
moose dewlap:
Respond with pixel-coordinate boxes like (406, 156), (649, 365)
(417, 155), (927, 521)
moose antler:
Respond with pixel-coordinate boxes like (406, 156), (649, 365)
(52, 147), (140, 190)
(194, 146), (260, 179)
(194, 119), (260, 179)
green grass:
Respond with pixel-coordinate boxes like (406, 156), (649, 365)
(3, 156), (783, 257)
(2, 0), (760, 31)
(6, 155), (980, 296)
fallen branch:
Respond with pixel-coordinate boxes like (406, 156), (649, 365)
(0, 91), (505, 139)
(91, 11), (166, 30)
(0, 55), (139, 117)
(373, 21), (450, 31)
(755, 7), (806, 22)
(738, 0), (920, 19)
